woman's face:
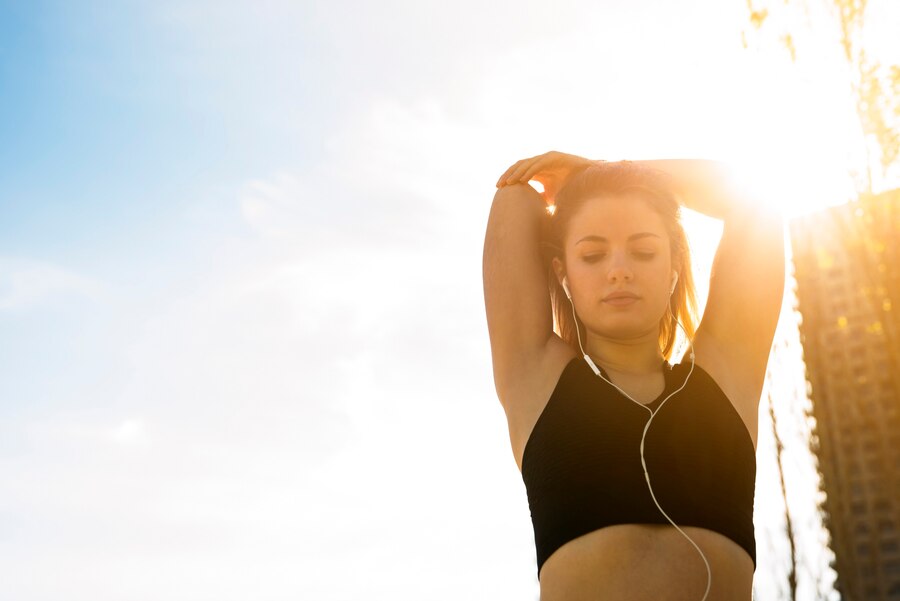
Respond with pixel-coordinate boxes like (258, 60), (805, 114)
(554, 196), (675, 340)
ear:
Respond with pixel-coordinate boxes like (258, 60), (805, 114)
(551, 256), (566, 288)
(671, 254), (683, 279)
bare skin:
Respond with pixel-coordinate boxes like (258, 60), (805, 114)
(504, 338), (759, 601)
(551, 195), (676, 375)
(484, 151), (785, 600)
(503, 192), (760, 600)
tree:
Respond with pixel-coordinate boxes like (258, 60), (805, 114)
(742, 0), (900, 194)
(744, 4), (900, 601)
(744, 0), (900, 418)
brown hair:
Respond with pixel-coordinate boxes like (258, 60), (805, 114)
(540, 161), (700, 361)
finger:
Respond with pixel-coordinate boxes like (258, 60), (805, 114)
(506, 156), (540, 183)
(496, 160), (523, 187)
(520, 159), (553, 184)
(513, 151), (559, 184)
(497, 160), (530, 187)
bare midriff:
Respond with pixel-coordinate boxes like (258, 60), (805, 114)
(537, 523), (754, 601)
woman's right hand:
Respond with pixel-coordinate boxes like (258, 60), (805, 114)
(495, 150), (596, 204)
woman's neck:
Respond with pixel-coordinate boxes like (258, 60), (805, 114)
(585, 333), (664, 376)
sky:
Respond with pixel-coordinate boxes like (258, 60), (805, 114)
(1, 0), (898, 599)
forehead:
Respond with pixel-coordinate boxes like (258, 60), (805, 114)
(566, 196), (667, 245)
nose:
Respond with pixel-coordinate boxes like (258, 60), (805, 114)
(607, 251), (633, 283)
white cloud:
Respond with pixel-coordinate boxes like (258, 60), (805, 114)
(0, 256), (110, 311)
(1, 0), (852, 597)
(23, 415), (148, 447)
(0, 87), (508, 597)
(109, 418), (147, 445)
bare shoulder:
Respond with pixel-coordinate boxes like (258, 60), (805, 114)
(499, 335), (579, 472)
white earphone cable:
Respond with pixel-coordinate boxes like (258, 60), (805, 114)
(567, 287), (711, 601)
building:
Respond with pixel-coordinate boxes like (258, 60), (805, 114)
(789, 189), (900, 600)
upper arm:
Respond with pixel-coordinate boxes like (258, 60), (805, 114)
(696, 203), (786, 377)
(482, 183), (555, 398)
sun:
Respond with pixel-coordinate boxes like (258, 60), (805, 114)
(711, 51), (863, 219)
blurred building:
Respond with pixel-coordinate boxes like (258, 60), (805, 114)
(789, 189), (900, 600)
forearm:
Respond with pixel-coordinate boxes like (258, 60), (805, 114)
(630, 159), (756, 221)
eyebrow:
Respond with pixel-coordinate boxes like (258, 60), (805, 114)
(576, 233), (662, 245)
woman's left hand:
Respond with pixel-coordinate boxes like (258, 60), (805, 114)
(496, 150), (595, 204)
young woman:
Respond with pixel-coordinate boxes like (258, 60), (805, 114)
(482, 151), (785, 601)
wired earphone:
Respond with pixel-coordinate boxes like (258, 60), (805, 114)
(561, 272), (711, 601)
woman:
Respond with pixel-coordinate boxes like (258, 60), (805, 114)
(482, 151), (785, 601)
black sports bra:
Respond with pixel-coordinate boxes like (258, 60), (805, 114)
(521, 356), (756, 580)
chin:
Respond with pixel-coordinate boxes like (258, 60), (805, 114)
(594, 319), (654, 339)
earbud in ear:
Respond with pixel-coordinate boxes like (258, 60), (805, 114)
(669, 272), (679, 295)
(562, 276), (571, 300)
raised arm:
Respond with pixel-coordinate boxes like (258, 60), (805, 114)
(485, 151), (612, 414)
(482, 183), (555, 405)
(638, 159), (786, 379)
(637, 159), (759, 218)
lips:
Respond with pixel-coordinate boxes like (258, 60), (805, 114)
(603, 291), (639, 301)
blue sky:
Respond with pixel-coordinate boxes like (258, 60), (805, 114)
(5, 0), (897, 598)
(1, 1), (320, 253)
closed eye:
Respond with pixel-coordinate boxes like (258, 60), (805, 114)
(583, 252), (655, 263)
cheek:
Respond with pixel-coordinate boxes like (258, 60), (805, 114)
(646, 263), (670, 288)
